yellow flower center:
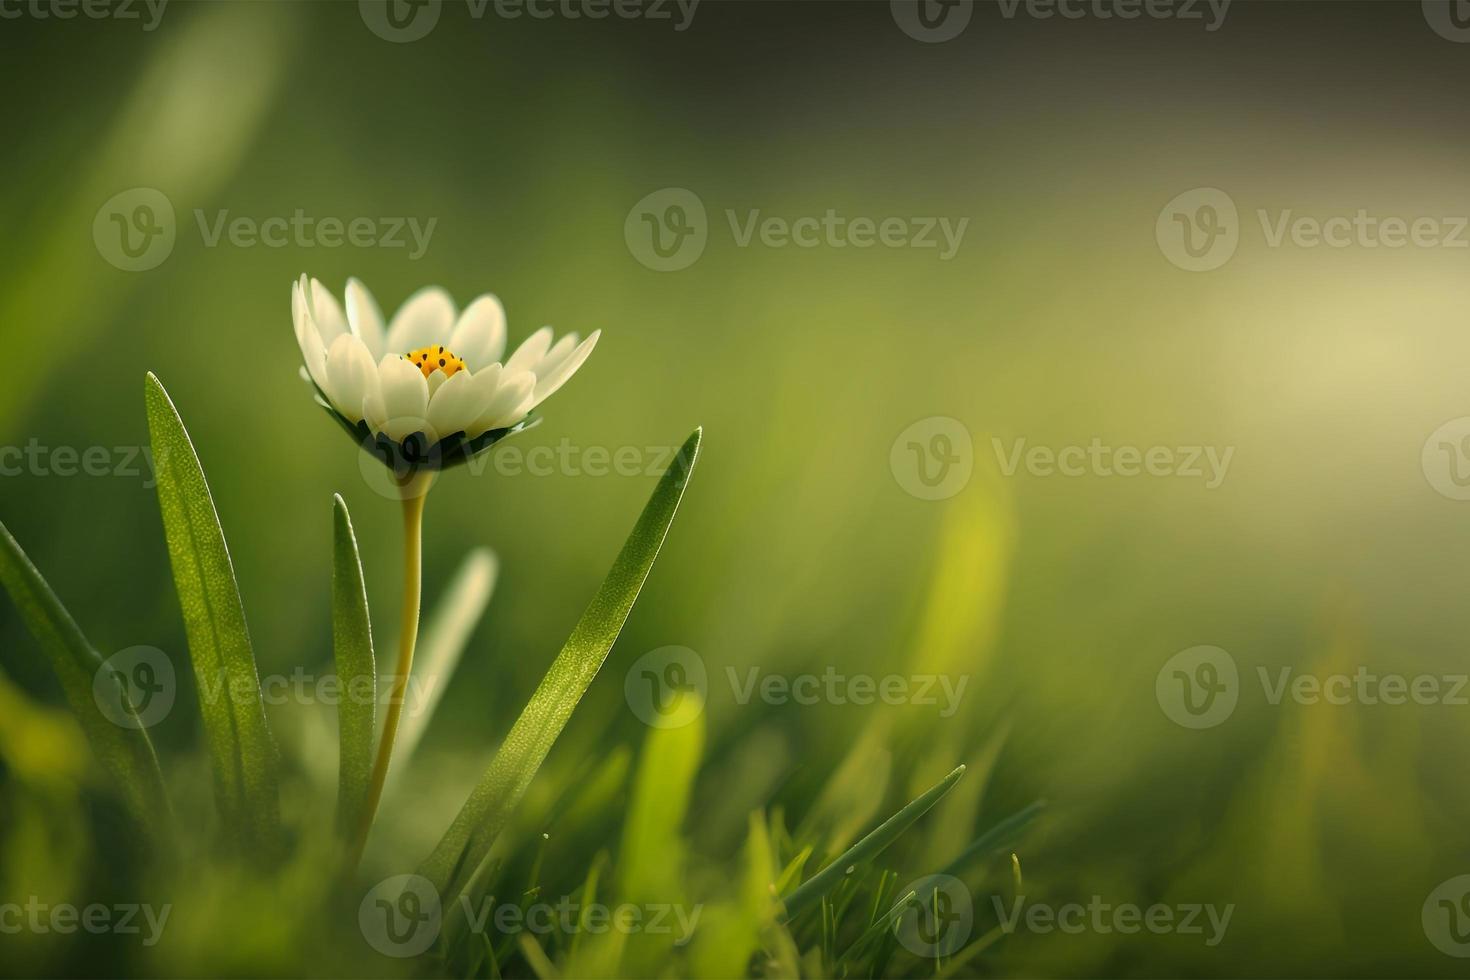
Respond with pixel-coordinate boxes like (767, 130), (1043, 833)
(403, 345), (467, 379)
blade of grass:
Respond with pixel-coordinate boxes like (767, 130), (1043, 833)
(0, 519), (171, 833)
(937, 800), (1045, 879)
(778, 764), (966, 923)
(331, 495), (375, 840)
(145, 373), (279, 854)
(422, 428), (702, 925)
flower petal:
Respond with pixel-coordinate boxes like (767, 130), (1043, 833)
(467, 370), (535, 438)
(345, 278), (386, 361)
(385, 286), (455, 353)
(363, 355), (429, 442)
(323, 334), (377, 424)
(309, 277), (349, 345)
(292, 278), (327, 390)
(531, 330), (599, 407)
(505, 326), (554, 374)
(426, 370), (482, 438)
(449, 294), (507, 372)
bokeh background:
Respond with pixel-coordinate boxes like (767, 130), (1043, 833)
(4, 0), (1470, 976)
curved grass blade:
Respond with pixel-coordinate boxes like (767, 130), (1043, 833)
(388, 546), (498, 787)
(421, 428), (702, 916)
(937, 799), (1045, 879)
(145, 373), (279, 854)
(332, 494), (376, 838)
(779, 764), (966, 923)
(0, 519), (171, 833)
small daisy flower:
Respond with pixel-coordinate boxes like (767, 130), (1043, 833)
(291, 275), (599, 472)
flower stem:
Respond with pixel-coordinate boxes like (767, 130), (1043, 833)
(344, 479), (429, 874)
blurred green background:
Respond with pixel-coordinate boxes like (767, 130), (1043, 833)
(4, 1), (1470, 976)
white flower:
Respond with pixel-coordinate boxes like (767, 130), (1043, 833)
(291, 275), (598, 464)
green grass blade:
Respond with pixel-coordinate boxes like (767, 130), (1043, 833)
(937, 799), (1045, 879)
(145, 372), (280, 854)
(618, 687), (704, 902)
(420, 427), (702, 910)
(779, 764), (966, 922)
(0, 519), (171, 832)
(331, 494), (376, 839)
(389, 546), (497, 785)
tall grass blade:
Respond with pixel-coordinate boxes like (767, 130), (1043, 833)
(0, 519), (170, 832)
(145, 372), (279, 853)
(331, 494), (375, 838)
(420, 429), (702, 918)
(779, 764), (966, 922)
